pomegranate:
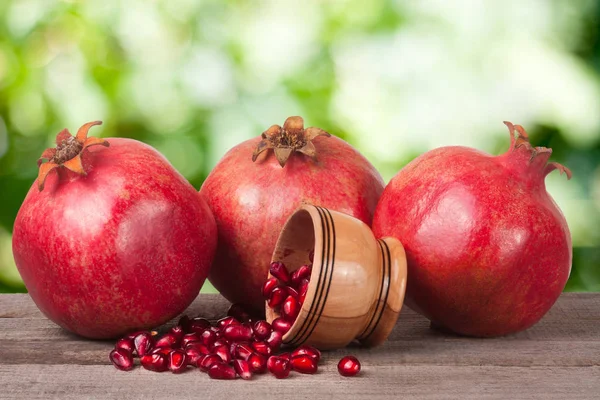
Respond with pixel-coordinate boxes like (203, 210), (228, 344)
(12, 122), (217, 339)
(373, 122), (572, 337)
(200, 116), (384, 313)
(337, 356), (361, 377)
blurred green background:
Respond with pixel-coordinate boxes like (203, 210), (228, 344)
(0, 0), (599, 293)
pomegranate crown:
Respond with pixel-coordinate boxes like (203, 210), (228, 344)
(252, 116), (331, 167)
(37, 121), (108, 191)
(503, 121), (572, 180)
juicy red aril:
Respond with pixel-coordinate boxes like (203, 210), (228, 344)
(248, 353), (267, 374)
(185, 342), (210, 354)
(181, 333), (201, 347)
(227, 303), (251, 322)
(267, 356), (291, 379)
(290, 355), (318, 374)
(233, 359), (252, 380)
(212, 338), (230, 349)
(278, 352), (291, 361)
(198, 354), (222, 372)
(115, 338), (134, 354)
(282, 296), (301, 321)
(210, 326), (223, 338)
(189, 318), (211, 333)
(178, 315), (191, 332)
(298, 279), (309, 304)
(169, 326), (184, 342)
(168, 349), (188, 373)
(291, 265), (312, 287)
(271, 317), (292, 334)
(125, 331), (145, 340)
(151, 347), (172, 356)
(200, 329), (217, 347)
(252, 320), (272, 340)
(268, 286), (288, 308)
(140, 353), (168, 372)
(234, 343), (254, 361)
(286, 287), (299, 300)
(213, 344), (231, 364)
(251, 341), (272, 357)
(291, 345), (321, 363)
(110, 348), (134, 371)
(338, 356), (361, 377)
(262, 278), (279, 300)
(208, 362), (236, 380)
(217, 316), (240, 329)
(155, 333), (179, 348)
(265, 330), (283, 350)
(185, 347), (204, 367)
(223, 324), (253, 342)
(270, 261), (291, 284)
(133, 332), (154, 356)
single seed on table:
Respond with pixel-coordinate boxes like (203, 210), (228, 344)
(208, 362), (237, 380)
(168, 349), (188, 373)
(233, 343), (254, 361)
(248, 353), (267, 374)
(338, 356), (361, 377)
(267, 355), (291, 379)
(185, 347), (204, 367)
(233, 359), (253, 380)
(198, 354), (222, 372)
(133, 332), (154, 356)
(213, 344), (232, 364)
(290, 354), (318, 374)
(140, 353), (168, 372)
(115, 338), (134, 354)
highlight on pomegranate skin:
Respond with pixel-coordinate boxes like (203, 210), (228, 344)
(373, 121), (573, 337)
(200, 116), (384, 314)
(12, 121), (218, 339)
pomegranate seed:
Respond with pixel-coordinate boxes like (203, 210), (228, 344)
(267, 356), (291, 379)
(291, 265), (312, 287)
(115, 338), (134, 354)
(248, 353), (267, 374)
(140, 353), (168, 372)
(262, 277), (279, 299)
(233, 359), (253, 380)
(338, 355), (361, 377)
(125, 330), (145, 340)
(189, 318), (211, 333)
(265, 330), (283, 351)
(268, 286), (288, 308)
(198, 354), (222, 372)
(217, 316), (240, 329)
(286, 287), (299, 299)
(291, 345), (321, 363)
(168, 349), (188, 373)
(155, 333), (179, 348)
(185, 342), (211, 354)
(309, 250), (314, 263)
(181, 333), (201, 348)
(133, 332), (154, 356)
(251, 341), (272, 357)
(252, 320), (272, 340)
(298, 279), (310, 304)
(282, 296), (301, 321)
(200, 329), (217, 347)
(109, 348), (134, 371)
(213, 344), (231, 364)
(208, 362), (236, 380)
(210, 326), (223, 338)
(178, 315), (191, 332)
(227, 303), (251, 322)
(212, 338), (230, 349)
(223, 324), (253, 342)
(290, 355), (318, 374)
(185, 347), (204, 367)
(278, 352), (291, 361)
(169, 326), (184, 342)
(151, 347), (172, 356)
(270, 261), (291, 284)
(271, 317), (292, 334)
(233, 343), (254, 361)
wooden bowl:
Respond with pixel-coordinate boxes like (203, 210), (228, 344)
(266, 204), (408, 350)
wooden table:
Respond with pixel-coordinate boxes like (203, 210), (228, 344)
(1, 293), (598, 399)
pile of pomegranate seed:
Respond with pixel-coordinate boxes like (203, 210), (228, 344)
(109, 257), (361, 379)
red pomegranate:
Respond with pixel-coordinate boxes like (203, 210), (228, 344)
(372, 122), (572, 337)
(200, 116), (384, 313)
(12, 121), (217, 339)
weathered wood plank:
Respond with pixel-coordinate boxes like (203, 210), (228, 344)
(2, 364), (598, 400)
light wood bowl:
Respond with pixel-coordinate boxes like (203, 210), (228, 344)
(266, 204), (408, 350)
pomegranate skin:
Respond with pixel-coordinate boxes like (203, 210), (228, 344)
(372, 123), (572, 337)
(13, 138), (217, 339)
(200, 119), (384, 313)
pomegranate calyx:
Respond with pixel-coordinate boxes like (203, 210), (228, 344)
(503, 121), (571, 180)
(252, 116), (331, 167)
(37, 121), (108, 191)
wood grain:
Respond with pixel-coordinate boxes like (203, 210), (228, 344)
(1, 293), (599, 399)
